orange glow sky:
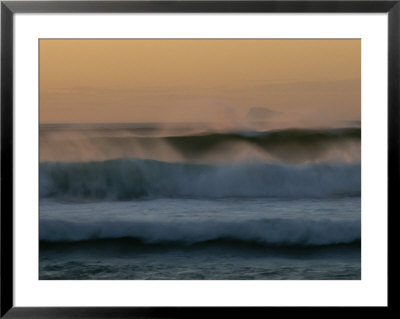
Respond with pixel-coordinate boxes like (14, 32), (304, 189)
(39, 39), (360, 126)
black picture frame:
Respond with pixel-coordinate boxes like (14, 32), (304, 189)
(1, 0), (397, 317)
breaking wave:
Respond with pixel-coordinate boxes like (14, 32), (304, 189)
(40, 158), (361, 200)
(39, 218), (361, 247)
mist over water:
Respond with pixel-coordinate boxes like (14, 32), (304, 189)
(40, 123), (361, 164)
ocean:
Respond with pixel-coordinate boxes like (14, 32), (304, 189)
(39, 124), (361, 280)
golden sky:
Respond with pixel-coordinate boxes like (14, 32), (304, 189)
(39, 39), (360, 126)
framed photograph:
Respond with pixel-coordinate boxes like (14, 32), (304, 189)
(1, 0), (396, 317)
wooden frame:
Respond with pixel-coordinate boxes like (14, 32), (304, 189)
(1, 1), (397, 317)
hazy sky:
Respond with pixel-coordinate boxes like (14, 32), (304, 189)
(39, 39), (360, 126)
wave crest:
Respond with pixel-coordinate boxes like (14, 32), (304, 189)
(40, 127), (361, 164)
